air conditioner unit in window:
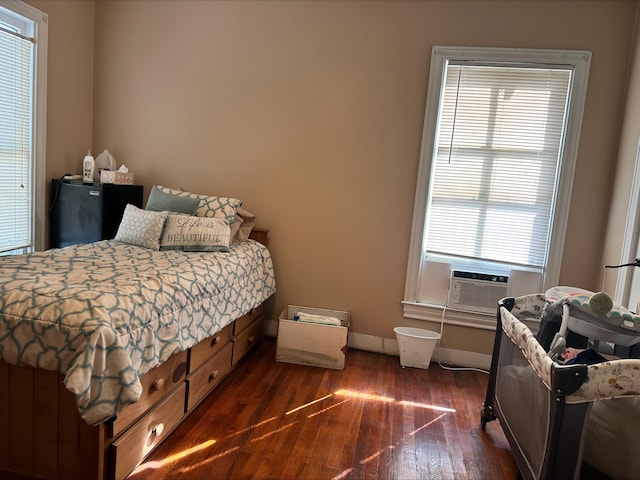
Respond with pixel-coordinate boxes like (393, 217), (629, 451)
(447, 270), (509, 314)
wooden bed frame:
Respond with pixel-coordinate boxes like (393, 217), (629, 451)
(0, 229), (270, 480)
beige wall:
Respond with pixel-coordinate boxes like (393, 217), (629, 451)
(23, 0), (94, 244)
(26, 0), (94, 179)
(602, 11), (640, 296)
(29, 0), (639, 355)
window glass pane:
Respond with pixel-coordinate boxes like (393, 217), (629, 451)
(425, 63), (571, 269)
(0, 13), (34, 254)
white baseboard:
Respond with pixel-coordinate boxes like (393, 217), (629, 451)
(263, 321), (492, 371)
(347, 331), (492, 370)
(347, 331), (400, 355)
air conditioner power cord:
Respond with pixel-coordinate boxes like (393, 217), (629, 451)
(435, 304), (490, 375)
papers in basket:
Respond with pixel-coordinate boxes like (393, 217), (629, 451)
(293, 311), (342, 326)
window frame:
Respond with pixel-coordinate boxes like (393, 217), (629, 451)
(0, 0), (47, 254)
(403, 46), (591, 327)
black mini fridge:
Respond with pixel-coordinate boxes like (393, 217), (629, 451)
(49, 179), (143, 248)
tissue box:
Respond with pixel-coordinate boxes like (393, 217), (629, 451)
(100, 170), (134, 185)
(276, 305), (350, 370)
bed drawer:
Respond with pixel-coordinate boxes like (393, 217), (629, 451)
(234, 304), (264, 335)
(112, 350), (188, 437)
(189, 323), (233, 373)
(187, 341), (233, 412)
(111, 382), (186, 480)
(232, 316), (263, 365)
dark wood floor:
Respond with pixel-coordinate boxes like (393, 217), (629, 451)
(128, 338), (517, 480)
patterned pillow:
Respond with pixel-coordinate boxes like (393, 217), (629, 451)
(114, 204), (168, 250)
(230, 207), (256, 245)
(148, 185), (242, 225)
(145, 185), (200, 214)
(160, 214), (231, 252)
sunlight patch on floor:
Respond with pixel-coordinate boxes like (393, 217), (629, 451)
(359, 447), (387, 465)
(286, 393), (334, 415)
(250, 422), (295, 442)
(355, 413), (451, 465)
(333, 467), (354, 479)
(228, 416), (278, 437)
(176, 446), (241, 474)
(133, 387), (455, 477)
(399, 400), (456, 412)
(334, 389), (395, 402)
(129, 439), (216, 475)
(409, 412), (449, 436)
(307, 398), (350, 418)
(336, 389), (455, 414)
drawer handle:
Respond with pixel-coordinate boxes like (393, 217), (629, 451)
(209, 370), (220, 382)
(146, 422), (165, 447)
(248, 335), (256, 345)
(172, 362), (187, 383)
(151, 423), (164, 436)
(151, 378), (165, 392)
(148, 422), (165, 446)
(210, 336), (222, 347)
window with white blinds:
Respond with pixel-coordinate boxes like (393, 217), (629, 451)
(403, 47), (590, 322)
(426, 64), (571, 269)
(0, 2), (46, 255)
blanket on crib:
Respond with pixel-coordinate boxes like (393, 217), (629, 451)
(0, 239), (276, 425)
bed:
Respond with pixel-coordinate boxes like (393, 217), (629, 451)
(0, 185), (276, 480)
(481, 291), (640, 480)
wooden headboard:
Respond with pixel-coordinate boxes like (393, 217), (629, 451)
(249, 228), (269, 246)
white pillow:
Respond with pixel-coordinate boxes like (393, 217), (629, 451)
(114, 204), (168, 250)
(160, 214), (231, 252)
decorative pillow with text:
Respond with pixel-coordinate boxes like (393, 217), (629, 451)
(160, 214), (231, 252)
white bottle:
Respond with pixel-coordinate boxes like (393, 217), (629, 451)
(82, 150), (95, 183)
(94, 149), (116, 182)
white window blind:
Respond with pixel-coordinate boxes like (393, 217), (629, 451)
(425, 63), (571, 270)
(0, 9), (34, 254)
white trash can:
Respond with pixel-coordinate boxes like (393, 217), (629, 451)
(394, 327), (441, 369)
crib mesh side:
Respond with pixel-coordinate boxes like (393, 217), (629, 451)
(495, 329), (551, 479)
